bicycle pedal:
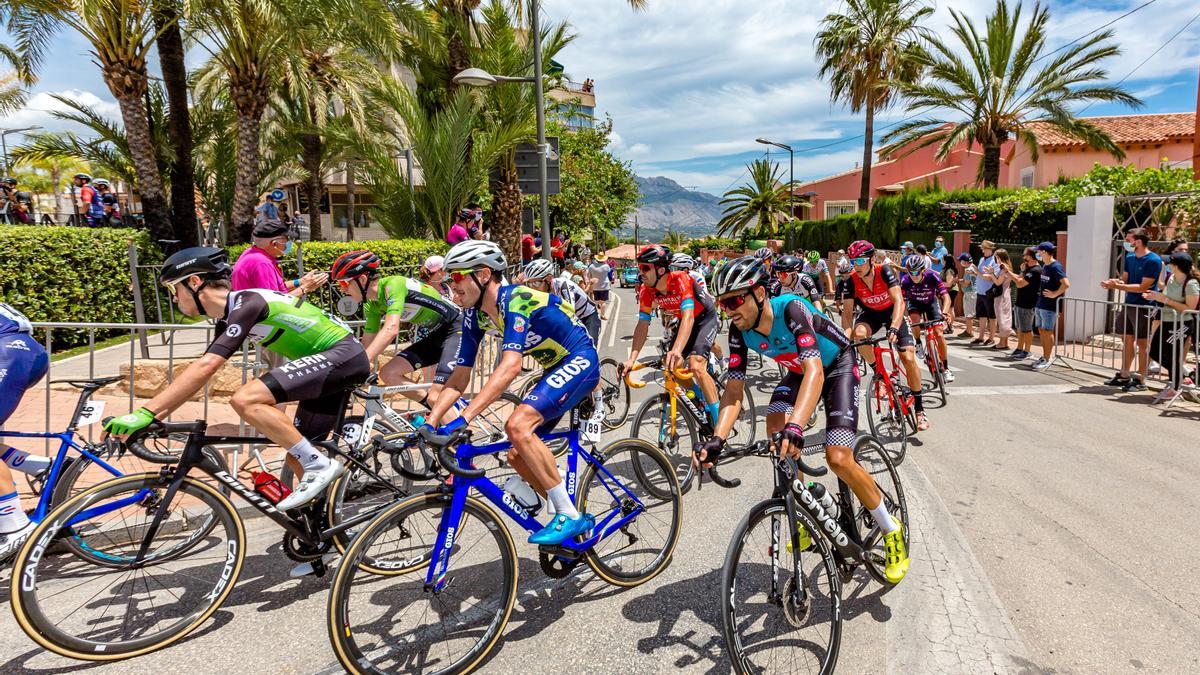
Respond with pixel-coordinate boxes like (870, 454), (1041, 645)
(536, 544), (583, 560)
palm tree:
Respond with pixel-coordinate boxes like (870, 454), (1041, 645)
(717, 159), (804, 238)
(879, 0), (1141, 188)
(151, 0), (198, 244)
(815, 0), (931, 212)
(9, 156), (91, 223)
(3, 0), (176, 241)
(0, 45), (27, 115)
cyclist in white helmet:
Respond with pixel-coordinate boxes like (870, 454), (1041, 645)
(523, 258), (602, 346)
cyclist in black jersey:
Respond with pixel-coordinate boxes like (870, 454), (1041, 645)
(769, 254), (824, 311)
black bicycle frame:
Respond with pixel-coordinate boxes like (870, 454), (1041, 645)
(770, 455), (871, 572)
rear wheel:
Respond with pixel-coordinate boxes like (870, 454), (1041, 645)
(630, 393), (698, 495)
(864, 377), (908, 465)
(845, 435), (909, 587)
(598, 357), (631, 430)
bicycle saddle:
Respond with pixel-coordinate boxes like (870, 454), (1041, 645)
(50, 375), (123, 390)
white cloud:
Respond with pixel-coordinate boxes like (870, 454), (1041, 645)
(0, 89), (122, 136)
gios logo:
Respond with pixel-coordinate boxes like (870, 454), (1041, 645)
(501, 491), (531, 520)
(794, 481), (849, 547)
(545, 354), (592, 389)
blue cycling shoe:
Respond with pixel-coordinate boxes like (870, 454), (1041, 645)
(529, 513), (595, 546)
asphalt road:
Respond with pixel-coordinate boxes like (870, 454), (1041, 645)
(2, 286), (1198, 674)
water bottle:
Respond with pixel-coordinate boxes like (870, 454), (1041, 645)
(502, 475), (542, 515)
(252, 471), (291, 504)
(410, 414), (426, 428)
(807, 481), (840, 521)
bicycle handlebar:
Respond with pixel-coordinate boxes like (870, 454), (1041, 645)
(375, 433), (440, 482)
(848, 335), (891, 348)
(707, 434), (829, 482)
(416, 426), (485, 479)
(910, 319), (945, 329)
(117, 419), (205, 464)
(623, 359), (693, 388)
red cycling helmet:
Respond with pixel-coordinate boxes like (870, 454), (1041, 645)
(636, 244), (673, 268)
(331, 249), (381, 281)
(846, 240), (875, 260)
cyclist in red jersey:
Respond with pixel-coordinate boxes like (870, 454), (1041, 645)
(622, 244), (721, 424)
(845, 240), (929, 431)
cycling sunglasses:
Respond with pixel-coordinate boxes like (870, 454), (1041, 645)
(849, 256), (870, 266)
(637, 263), (656, 273)
(162, 279), (180, 297)
(449, 268), (482, 283)
(718, 292), (752, 312)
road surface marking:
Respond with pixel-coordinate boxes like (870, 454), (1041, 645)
(949, 384), (1078, 396)
(606, 293), (621, 348)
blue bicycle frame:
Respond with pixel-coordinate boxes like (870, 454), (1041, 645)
(424, 427), (647, 592)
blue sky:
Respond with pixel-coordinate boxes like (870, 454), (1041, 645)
(3, 0), (1198, 194)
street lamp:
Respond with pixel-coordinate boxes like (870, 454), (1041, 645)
(0, 126), (42, 175)
(451, 2), (554, 262)
(756, 137), (794, 222)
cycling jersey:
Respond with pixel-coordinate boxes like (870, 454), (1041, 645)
(207, 289), (353, 360)
(637, 270), (713, 322)
(458, 285), (592, 369)
(901, 270), (948, 306)
(727, 295), (849, 377)
(769, 273), (821, 303)
(363, 275), (460, 333)
(0, 302), (33, 334)
(688, 270), (712, 299)
(849, 264), (901, 312)
(551, 277), (598, 319)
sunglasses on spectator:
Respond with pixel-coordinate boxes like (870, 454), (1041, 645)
(718, 292), (752, 312)
(850, 257), (869, 266)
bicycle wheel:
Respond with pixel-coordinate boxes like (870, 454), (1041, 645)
(578, 438), (681, 586)
(720, 372), (757, 449)
(720, 498), (841, 675)
(925, 345), (947, 401)
(10, 473), (244, 660)
(863, 377), (908, 465)
(281, 415), (413, 492)
(630, 393), (698, 495)
(845, 435), (909, 587)
(598, 357), (631, 430)
(326, 447), (414, 567)
(327, 493), (518, 675)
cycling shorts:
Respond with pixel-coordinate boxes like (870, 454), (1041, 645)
(680, 310), (719, 360)
(522, 348), (600, 434)
(0, 333), (49, 425)
(906, 301), (944, 324)
(260, 335), (371, 441)
(766, 350), (860, 447)
(854, 308), (916, 350)
(397, 321), (461, 385)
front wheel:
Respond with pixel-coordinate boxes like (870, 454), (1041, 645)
(720, 498), (842, 674)
(630, 393), (698, 495)
(864, 377), (908, 465)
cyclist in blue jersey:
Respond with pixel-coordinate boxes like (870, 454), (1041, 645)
(0, 303), (51, 559)
(698, 257), (909, 584)
(426, 240), (599, 546)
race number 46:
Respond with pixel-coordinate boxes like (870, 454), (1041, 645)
(76, 400), (106, 427)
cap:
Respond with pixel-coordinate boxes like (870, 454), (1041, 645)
(1167, 251), (1193, 268)
(252, 221), (290, 238)
(595, 253), (607, 261)
(901, 241), (914, 249)
(268, 188), (285, 202)
(957, 252), (973, 261)
(572, 261), (585, 270)
(1036, 241), (1056, 253)
(423, 255), (445, 273)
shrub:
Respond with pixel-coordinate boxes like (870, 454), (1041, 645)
(226, 239), (448, 280)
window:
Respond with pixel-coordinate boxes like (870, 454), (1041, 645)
(1020, 167), (1035, 188)
(329, 192), (378, 229)
(824, 201), (857, 219)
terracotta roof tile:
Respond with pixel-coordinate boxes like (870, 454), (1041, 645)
(1026, 112), (1195, 148)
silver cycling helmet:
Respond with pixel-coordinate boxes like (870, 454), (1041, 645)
(444, 239), (507, 272)
(524, 258), (555, 279)
(712, 256), (769, 297)
(670, 252), (695, 270)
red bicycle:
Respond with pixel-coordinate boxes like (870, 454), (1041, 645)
(852, 335), (915, 464)
(911, 318), (949, 401)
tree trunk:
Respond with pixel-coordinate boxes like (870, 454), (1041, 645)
(51, 168), (65, 223)
(492, 173), (522, 269)
(152, 0), (198, 246)
(346, 161), (356, 242)
(231, 112), (261, 243)
(858, 101), (875, 213)
(982, 144), (1002, 188)
(113, 93), (174, 242)
(301, 132), (324, 241)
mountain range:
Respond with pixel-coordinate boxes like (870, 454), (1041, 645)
(621, 175), (723, 239)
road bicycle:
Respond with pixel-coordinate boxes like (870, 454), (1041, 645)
(9, 388), (412, 661)
(853, 335), (916, 464)
(911, 318), (949, 401)
(626, 359), (755, 494)
(710, 431), (908, 674)
(326, 402), (682, 674)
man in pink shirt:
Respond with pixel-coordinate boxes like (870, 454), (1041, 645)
(232, 221), (327, 295)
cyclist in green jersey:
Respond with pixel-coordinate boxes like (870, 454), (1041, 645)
(330, 250), (462, 412)
(105, 247), (369, 510)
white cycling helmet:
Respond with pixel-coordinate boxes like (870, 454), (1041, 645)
(670, 253), (695, 270)
(712, 256), (769, 297)
(444, 239), (506, 272)
(524, 258), (555, 279)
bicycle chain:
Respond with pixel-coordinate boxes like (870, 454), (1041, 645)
(282, 532), (332, 562)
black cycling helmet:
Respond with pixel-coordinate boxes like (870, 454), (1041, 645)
(159, 247), (230, 285)
(712, 256), (769, 297)
(636, 244), (673, 267)
(1, 177), (15, 186)
(774, 255), (802, 273)
(73, 172), (91, 182)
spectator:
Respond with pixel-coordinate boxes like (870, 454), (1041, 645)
(990, 249), (1015, 351)
(972, 241), (1001, 346)
(1033, 242), (1069, 370)
(930, 236), (949, 275)
(232, 221), (328, 297)
(958, 253), (978, 339)
(1006, 247), (1041, 360)
(551, 230), (567, 266)
(570, 260), (587, 287)
(1, 177), (31, 224)
(465, 204), (485, 240)
(586, 253), (613, 320)
(1145, 251), (1200, 403)
(941, 253), (960, 335)
(93, 179), (121, 227)
(521, 232), (541, 263)
(254, 188), (285, 229)
(1100, 227), (1163, 392)
(446, 208), (472, 245)
(73, 173), (104, 227)
(420, 255), (451, 300)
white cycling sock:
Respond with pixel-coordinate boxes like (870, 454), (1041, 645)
(1, 445), (51, 475)
(546, 483), (579, 520)
(287, 439), (330, 473)
(0, 491), (30, 534)
(871, 501), (899, 534)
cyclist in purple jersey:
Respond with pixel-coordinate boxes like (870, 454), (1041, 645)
(901, 256), (953, 386)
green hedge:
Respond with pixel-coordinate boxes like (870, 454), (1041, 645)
(226, 239), (448, 279)
(0, 226), (164, 347)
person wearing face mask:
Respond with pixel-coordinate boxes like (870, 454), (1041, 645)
(232, 221), (328, 297)
(1100, 227), (1163, 392)
(1144, 251), (1200, 403)
(1032, 242), (1069, 370)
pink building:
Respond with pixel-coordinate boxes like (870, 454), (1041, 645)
(794, 112), (1197, 220)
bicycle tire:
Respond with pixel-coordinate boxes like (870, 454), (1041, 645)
(327, 492), (517, 675)
(719, 371), (757, 449)
(10, 473), (245, 661)
(864, 377), (908, 465)
(630, 393), (698, 495)
(926, 346), (947, 401)
(598, 357), (631, 430)
(720, 497), (841, 675)
(846, 435), (910, 587)
(579, 438), (681, 586)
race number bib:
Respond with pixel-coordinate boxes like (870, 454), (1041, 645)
(76, 400), (106, 427)
(581, 406), (604, 445)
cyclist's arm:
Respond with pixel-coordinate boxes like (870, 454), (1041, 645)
(364, 313), (402, 363)
(781, 301), (826, 435)
(142, 353), (228, 418)
(427, 366), (470, 428)
(712, 334), (748, 440)
(628, 289), (656, 362)
(888, 285), (907, 330)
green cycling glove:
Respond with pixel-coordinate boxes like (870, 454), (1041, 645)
(104, 407), (157, 435)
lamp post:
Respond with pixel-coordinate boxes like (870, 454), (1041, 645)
(0, 126), (42, 175)
(756, 137), (794, 222)
(453, 18), (555, 264)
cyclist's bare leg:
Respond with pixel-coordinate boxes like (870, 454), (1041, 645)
(825, 443), (883, 509)
(504, 404), (562, 495)
(933, 324), (948, 361)
(851, 323), (875, 366)
(908, 312), (923, 346)
(898, 347), (922, 392)
(232, 380), (328, 477)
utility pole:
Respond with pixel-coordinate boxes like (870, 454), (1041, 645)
(1194, 66), (1199, 181)
(633, 215), (639, 248)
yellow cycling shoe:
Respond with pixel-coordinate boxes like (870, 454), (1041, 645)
(883, 516), (909, 584)
(786, 522), (812, 553)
